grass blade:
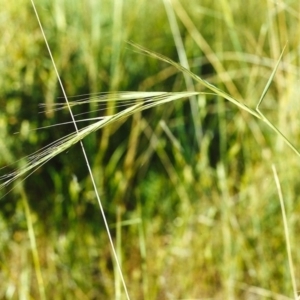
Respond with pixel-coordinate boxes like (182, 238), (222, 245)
(272, 165), (298, 299)
(256, 44), (287, 110)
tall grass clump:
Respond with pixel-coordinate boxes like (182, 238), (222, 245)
(0, 0), (300, 299)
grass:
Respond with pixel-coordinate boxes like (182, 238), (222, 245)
(1, 0), (300, 299)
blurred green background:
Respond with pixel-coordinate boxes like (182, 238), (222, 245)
(1, 0), (300, 299)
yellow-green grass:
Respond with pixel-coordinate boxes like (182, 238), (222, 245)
(1, 0), (300, 299)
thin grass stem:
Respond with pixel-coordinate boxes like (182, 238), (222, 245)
(272, 164), (298, 300)
(19, 185), (46, 300)
(30, 1), (130, 298)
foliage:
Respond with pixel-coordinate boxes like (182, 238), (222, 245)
(1, 0), (300, 299)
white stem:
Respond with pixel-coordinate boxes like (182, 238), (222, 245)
(30, 1), (130, 299)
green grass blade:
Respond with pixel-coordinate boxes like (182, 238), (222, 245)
(253, 44), (300, 158)
(272, 165), (298, 299)
(256, 44), (287, 110)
